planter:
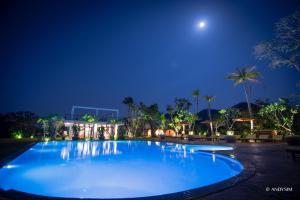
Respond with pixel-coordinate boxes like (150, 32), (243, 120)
(285, 135), (300, 146)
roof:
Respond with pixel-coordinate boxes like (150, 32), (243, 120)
(233, 118), (255, 122)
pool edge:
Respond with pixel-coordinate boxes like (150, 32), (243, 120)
(0, 141), (255, 200)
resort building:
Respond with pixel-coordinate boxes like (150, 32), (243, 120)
(63, 106), (123, 139)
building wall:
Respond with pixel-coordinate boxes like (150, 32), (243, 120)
(64, 120), (122, 139)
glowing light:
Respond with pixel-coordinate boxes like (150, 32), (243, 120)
(4, 165), (18, 169)
(226, 131), (234, 136)
(212, 154), (216, 162)
(64, 122), (72, 126)
(147, 129), (152, 137)
(155, 129), (164, 136)
(198, 21), (206, 29)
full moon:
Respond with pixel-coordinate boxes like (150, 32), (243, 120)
(198, 21), (206, 29)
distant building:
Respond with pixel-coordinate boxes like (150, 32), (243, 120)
(63, 106), (123, 139)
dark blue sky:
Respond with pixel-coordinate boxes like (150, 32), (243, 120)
(1, 0), (299, 117)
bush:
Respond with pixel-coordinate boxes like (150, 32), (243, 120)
(11, 130), (23, 139)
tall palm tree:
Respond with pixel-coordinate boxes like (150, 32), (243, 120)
(192, 89), (200, 113)
(122, 96), (134, 117)
(204, 95), (216, 136)
(166, 105), (174, 121)
(147, 104), (160, 137)
(227, 66), (260, 119)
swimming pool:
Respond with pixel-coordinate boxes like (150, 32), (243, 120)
(0, 141), (243, 199)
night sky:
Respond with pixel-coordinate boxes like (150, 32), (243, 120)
(1, 0), (299, 117)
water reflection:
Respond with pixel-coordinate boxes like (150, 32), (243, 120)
(40, 141), (232, 164)
(58, 141), (122, 160)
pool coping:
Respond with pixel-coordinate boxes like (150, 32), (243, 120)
(0, 140), (255, 200)
(0, 141), (37, 168)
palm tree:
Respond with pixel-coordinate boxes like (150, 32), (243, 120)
(166, 105), (174, 121)
(51, 115), (64, 138)
(192, 89), (200, 113)
(140, 103), (160, 137)
(227, 66), (260, 119)
(204, 95), (216, 136)
(37, 117), (49, 139)
(175, 98), (192, 111)
(81, 114), (95, 138)
(122, 96), (134, 117)
(44, 114), (64, 139)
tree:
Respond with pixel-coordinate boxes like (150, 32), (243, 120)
(254, 8), (300, 85)
(122, 97), (140, 137)
(184, 112), (198, 134)
(204, 95), (216, 135)
(97, 126), (105, 140)
(166, 105), (174, 121)
(160, 114), (167, 130)
(0, 112), (39, 138)
(122, 96), (134, 117)
(167, 98), (193, 135)
(168, 114), (183, 135)
(258, 99), (299, 135)
(72, 124), (80, 140)
(46, 114), (64, 139)
(139, 103), (161, 137)
(110, 118), (118, 140)
(227, 66), (260, 119)
(37, 117), (49, 138)
(219, 108), (240, 131)
(175, 98), (192, 111)
(192, 89), (200, 113)
(81, 114), (96, 138)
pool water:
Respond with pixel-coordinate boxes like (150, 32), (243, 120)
(0, 141), (243, 199)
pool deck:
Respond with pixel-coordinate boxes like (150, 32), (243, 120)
(0, 139), (299, 200)
(200, 142), (300, 200)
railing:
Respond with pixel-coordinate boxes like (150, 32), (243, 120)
(64, 114), (118, 122)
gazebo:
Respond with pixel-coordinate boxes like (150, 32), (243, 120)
(233, 117), (255, 132)
(180, 122), (190, 135)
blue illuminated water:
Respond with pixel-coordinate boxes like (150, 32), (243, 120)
(0, 141), (243, 199)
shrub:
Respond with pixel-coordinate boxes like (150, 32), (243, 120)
(11, 130), (23, 139)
